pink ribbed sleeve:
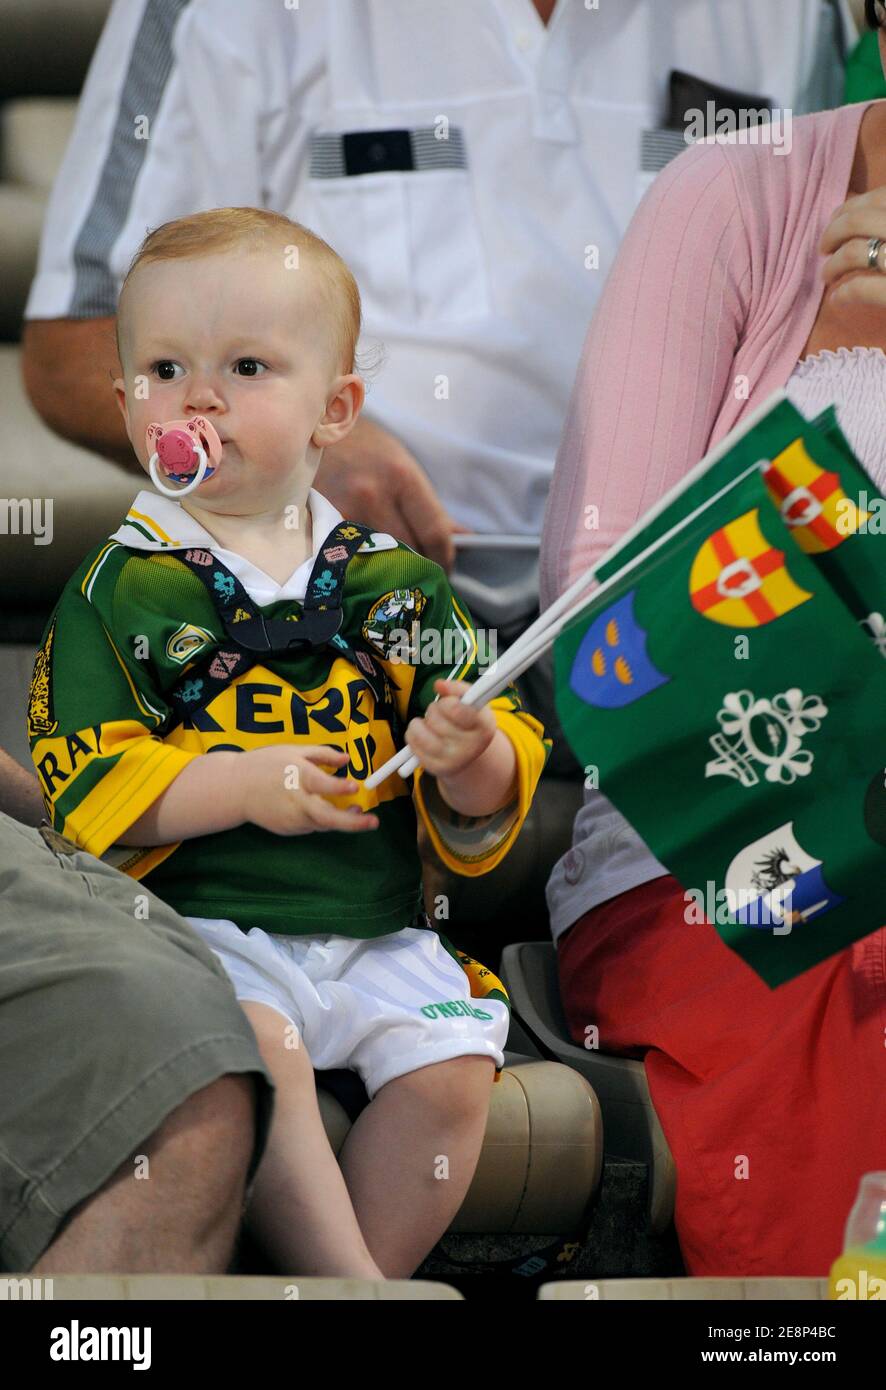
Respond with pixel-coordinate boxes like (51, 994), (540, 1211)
(539, 141), (753, 612)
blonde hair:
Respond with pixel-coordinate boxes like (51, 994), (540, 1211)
(116, 207), (362, 376)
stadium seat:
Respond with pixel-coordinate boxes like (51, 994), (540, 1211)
(316, 1054), (603, 1235)
(537, 1277), (830, 1300)
(499, 942), (676, 1234)
(0, 1274), (463, 1300)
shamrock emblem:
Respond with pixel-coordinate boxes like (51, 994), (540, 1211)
(312, 569), (336, 597)
(212, 571), (236, 600)
(707, 687), (828, 787)
(181, 678), (204, 704)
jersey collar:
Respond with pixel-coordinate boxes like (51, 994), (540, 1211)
(111, 487), (399, 605)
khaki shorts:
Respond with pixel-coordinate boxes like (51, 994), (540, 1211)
(0, 814), (274, 1272)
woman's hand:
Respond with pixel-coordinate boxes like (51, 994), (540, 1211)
(820, 188), (886, 307)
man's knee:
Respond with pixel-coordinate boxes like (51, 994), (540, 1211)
(148, 1073), (257, 1204)
(154, 1073), (256, 1160)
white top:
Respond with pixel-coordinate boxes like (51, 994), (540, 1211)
(785, 345), (886, 494)
(110, 486), (398, 607)
(545, 341), (886, 943)
(25, 0), (848, 610)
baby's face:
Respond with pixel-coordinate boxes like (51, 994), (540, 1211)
(114, 248), (358, 516)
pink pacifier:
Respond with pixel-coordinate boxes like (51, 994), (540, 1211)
(145, 416), (223, 498)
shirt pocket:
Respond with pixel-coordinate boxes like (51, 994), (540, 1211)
(305, 126), (491, 325)
(635, 126), (691, 208)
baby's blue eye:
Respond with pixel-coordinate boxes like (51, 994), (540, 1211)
(235, 359), (266, 376)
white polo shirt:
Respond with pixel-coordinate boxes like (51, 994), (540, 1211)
(25, 0), (853, 614)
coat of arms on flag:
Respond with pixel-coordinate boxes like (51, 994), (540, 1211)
(724, 821), (845, 929)
(569, 591), (670, 708)
(689, 508), (813, 627)
(762, 438), (870, 552)
(705, 687), (828, 788)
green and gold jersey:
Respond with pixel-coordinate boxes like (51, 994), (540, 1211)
(28, 493), (551, 938)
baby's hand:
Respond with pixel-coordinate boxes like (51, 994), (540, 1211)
(405, 678), (497, 780)
(240, 745), (379, 836)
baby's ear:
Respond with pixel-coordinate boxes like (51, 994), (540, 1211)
(314, 374), (365, 448)
(112, 376), (133, 440)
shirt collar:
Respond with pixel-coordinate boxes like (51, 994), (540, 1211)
(111, 486), (398, 606)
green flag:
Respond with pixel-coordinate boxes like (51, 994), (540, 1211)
(554, 430), (886, 988)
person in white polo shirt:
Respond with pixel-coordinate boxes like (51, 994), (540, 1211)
(20, 0), (855, 914)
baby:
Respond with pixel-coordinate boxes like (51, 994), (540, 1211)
(28, 207), (550, 1279)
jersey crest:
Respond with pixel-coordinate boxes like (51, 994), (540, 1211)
(362, 587), (428, 660)
(166, 623), (215, 665)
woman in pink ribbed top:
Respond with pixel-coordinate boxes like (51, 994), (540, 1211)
(539, 21), (886, 1276)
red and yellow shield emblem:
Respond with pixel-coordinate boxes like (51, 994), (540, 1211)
(690, 508), (813, 627)
(762, 439), (870, 553)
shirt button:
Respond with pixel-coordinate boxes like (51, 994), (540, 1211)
(516, 30), (533, 50)
(563, 848), (585, 885)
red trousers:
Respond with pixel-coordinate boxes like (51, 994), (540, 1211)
(557, 875), (886, 1277)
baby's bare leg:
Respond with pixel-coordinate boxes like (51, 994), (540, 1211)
(241, 1002), (384, 1279)
(337, 1055), (495, 1278)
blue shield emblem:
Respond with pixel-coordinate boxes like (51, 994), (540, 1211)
(725, 822), (844, 930)
(569, 591), (670, 709)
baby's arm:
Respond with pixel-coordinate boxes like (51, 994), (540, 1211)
(396, 560), (550, 878)
(406, 677), (517, 817)
(30, 565), (377, 855)
(117, 745), (378, 845)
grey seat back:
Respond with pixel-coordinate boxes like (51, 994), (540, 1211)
(500, 941), (675, 1233)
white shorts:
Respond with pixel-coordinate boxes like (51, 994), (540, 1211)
(185, 917), (509, 1100)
